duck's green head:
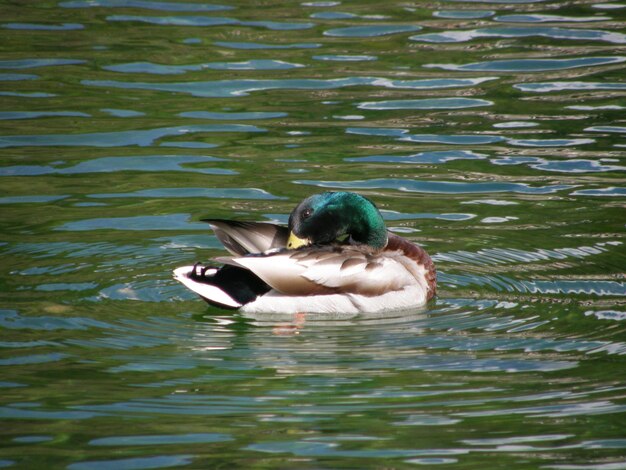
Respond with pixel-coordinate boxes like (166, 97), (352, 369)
(287, 191), (387, 250)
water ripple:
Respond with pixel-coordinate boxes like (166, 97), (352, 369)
(89, 433), (232, 446)
(60, 0), (233, 11)
(67, 455), (194, 470)
(180, 111), (286, 120)
(441, 273), (626, 297)
(324, 24), (422, 37)
(12, 436), (54, 443)
(0, 155), (232, 176)
(458, 400), (626, 418)
(434, 10), (494, 19)
(494, 121), (538, 128)
(0, 406), (99, 420)
(0, 124), (264, 148)
(0, 352), (70, 366)
(346, 150), (487, 164)
(358, 98), (493, 110)
(0, 58), (85, 69)
(36, 282), (97, 292)
(586, 126), (626, 134)
(104, 60), (303, 74)
(585, 310), (626, 322)
(514, 81), (626, 92)
(295, 178), (573, 194)
(462, 434), (574, 446)
(88, 187), (285, 200)
(462, 199), (518, 206)
(347, 127), (504, 145)
(0, 195), (68, 204)
(572, 187), (626, 197)
(56, 213), (209, 232)
(213, 41), (321, 49)
(247, 440), (467, 459)
(101, 108), (145, 117)
(107, 15), (314, 30)
(83, 76), (496, 98)
(507, 138), (595, 147)
(313, 54), (377, 61)
(0, 73), (39, 81)
(411, 27), (626, 44)
(567, 105), (625, 111)
(302, 1), (342, 6)
(311, 11), (358, 19)
(0, 91), (55, 98)
(3, 23), (84, 30)
(435, 241), (620, 266)
(494, 14), (611, 23)
(380, 210), (475, 221)
(5, 239), (214, 262)
(593, 3), (626, 9)
(426, 56), (625, 72)
(0, 309), (116, 331)
(0, 111), (90, 120)
(492, 156), (625, 173)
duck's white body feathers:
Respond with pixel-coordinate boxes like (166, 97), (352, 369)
(239, 284), (429, 314)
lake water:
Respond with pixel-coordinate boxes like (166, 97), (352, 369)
(1, 0), (625, 468)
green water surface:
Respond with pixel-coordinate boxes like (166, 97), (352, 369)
(0, 0), (625, 468)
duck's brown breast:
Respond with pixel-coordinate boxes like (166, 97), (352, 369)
(386, 232), (437, 300)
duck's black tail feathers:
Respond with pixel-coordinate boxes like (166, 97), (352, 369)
(174, 263), (271, 309)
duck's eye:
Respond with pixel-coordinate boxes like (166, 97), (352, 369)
(302, 208), (313, 219)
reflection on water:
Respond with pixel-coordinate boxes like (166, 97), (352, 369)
(0, 155), (233, 176)
(59, 0), (234, 12)
(104, 60), (304, 74)
(82, 76), (499, 97)
(0, 0), (624, 468)
(324, 24), (422, 37)
(425, 56), (626, 72)
(410, 26), (626, 44)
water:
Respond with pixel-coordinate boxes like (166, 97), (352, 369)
(1, 0), (625, 468)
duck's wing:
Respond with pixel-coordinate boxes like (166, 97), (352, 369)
(218, 245), (416, 296)
(202, 219), (289, 256)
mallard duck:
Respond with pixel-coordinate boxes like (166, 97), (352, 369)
(173, 191), (436, 313)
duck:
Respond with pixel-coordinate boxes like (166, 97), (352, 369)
(173, 191), (436, 313)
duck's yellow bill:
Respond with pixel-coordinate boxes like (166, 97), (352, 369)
(287, 232), (311, 249)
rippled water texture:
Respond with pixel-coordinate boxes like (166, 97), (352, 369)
(1, 0), (625, 468)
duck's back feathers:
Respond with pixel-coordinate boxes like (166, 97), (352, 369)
(217, 232), (436, 303)
(202, 219), (289, 256)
